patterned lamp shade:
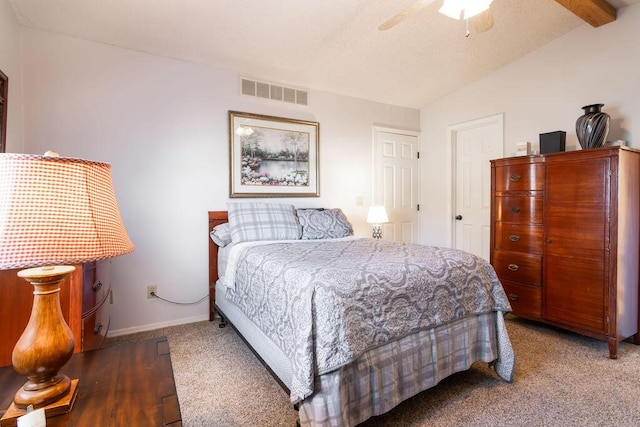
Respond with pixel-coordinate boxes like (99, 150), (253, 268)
(0, 153), (134, 270)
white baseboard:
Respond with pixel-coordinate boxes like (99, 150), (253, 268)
(107, 314), (210, 337)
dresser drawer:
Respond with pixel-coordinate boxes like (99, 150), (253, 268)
(501, 280), (542, 318)
(495, 163), (544, 192)
(82, 294), (110, 351)
(494, 223), (544, 254)
(82, 260), (110, 313)
(493, 251), (542, 286)
(495, 195), (543, 223)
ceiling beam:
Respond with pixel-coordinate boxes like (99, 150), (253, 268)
(554, 0), (616, 27)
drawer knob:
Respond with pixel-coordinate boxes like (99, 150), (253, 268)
(92, 280), (102, 292)
(508, 293), (519, 301)
(509, 235), (521, 242)
(508, 264), (519, 272)
(94, 323), (103, 335)
(510, 174), (522, 182)
(509, 206), (521, 213)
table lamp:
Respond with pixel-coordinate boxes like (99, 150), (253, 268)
(0, 153), (134, 421)
(366, 205), (389, 239)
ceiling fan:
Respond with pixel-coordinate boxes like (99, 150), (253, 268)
(379, 0), (495, 34)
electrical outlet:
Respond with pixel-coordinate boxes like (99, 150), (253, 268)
(147, 285), (158, 299)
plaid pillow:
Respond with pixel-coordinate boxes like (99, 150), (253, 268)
(297, 208), (353, 240)
(210, 223), (232, 247)
(228, 202), (302, 243)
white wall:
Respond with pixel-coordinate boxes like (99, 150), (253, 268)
(419, 3), (640, 248)
(0, 0), (23, 152)
(18, 28), (420, 334)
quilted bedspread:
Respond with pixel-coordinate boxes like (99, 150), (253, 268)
(223, 238), (512, 403)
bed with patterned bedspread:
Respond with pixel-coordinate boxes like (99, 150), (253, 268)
(208, 203), (515, 427)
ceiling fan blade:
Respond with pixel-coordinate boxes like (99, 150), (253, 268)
(378, 0), (438, 31)
(471, 8), (494, 33)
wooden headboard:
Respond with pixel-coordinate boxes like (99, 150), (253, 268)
(208, 211), (228, 321)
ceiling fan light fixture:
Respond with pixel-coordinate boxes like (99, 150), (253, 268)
(439, 0), (465, 20)
(463, 0), (493, 19)
(439, 0), (493, 20)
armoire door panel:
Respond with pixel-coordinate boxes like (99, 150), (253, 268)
(545, 157), (609, 258)
(545, 214), (606, 258)
(544, 255), (606, 333)
(546, 158), (608, 205)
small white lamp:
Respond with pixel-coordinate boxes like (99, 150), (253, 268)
(366, 205), (389, 239)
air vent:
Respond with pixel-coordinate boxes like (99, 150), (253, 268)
(256, 82), (270, 99)
(295, 90), (308, 106)
(241, 79), (256, 96)
(283, 87), (296, 103)
(240, 77), (309, 106)
(270, 85), (283, 101)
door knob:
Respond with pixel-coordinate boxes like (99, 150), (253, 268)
(455, 215), (463, 220)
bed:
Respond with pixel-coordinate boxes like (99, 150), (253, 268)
(208, 204), (515, 427)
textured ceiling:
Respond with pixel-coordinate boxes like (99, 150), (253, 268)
(7, 0), (638, 108)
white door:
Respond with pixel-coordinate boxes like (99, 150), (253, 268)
(373, 127), (420, 243)
(450, 114), (504, 260)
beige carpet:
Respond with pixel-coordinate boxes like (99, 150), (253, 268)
(106, 316), (640, 426)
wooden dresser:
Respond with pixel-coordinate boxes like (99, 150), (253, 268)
(0, 260), (111, 367)
(490, 146), (640, 358)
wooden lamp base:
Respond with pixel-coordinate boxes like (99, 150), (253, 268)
(0, 379), (79, 427)
(2, 265), (79, 425)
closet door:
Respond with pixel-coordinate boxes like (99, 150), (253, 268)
(543, 156), (610, 333)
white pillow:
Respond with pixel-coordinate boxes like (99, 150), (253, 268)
(227, 202), (302, 243)
(210, 223), (232, 247)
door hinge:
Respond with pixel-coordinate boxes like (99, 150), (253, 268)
(417, 151), (420, 159)
(417, 204), (420, 211)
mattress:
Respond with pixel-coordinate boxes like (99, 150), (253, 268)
(215, 279), (294, 386)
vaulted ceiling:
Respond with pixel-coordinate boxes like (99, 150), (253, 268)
(8, 0), (637, 108)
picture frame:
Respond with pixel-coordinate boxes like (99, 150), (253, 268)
(229, 111), (320, 198)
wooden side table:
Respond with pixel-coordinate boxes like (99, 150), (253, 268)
(0, 337), (182, 426)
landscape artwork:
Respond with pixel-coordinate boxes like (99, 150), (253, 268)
(229, 111), (319, 197)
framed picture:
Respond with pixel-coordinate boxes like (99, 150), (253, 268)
(229, 111), (320, 198)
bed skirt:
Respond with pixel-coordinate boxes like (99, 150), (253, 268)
(299, 311), (514, 427)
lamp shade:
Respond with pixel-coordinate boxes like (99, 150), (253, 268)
(366, 205), (389, 224)
(0, 153), (134, 270)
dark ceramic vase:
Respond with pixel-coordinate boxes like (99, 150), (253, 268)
(576, 103), (610, 149)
